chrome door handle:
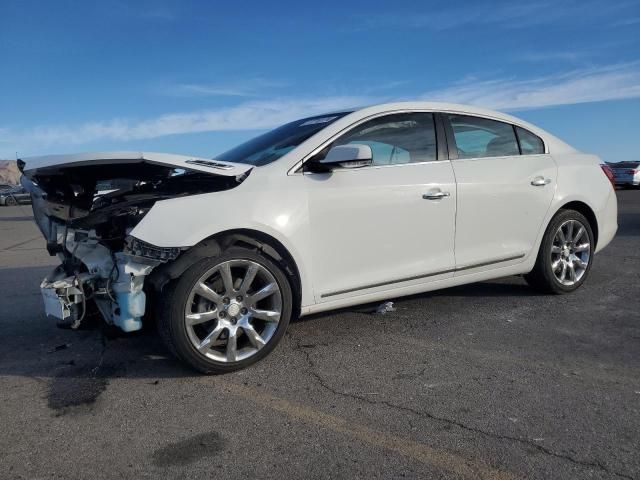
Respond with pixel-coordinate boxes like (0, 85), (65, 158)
(531, 176), (551, 186)
(422, 190), (450, 200)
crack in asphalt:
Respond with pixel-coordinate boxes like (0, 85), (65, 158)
(93, 331), (109, 374)
(291, 335), (636, 480)
(1, 235), (42, 251)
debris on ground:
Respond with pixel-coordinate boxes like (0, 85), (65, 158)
(375, 301), (396, 315)
(145, 354), (169, 361)
(48, 343), (71, 353)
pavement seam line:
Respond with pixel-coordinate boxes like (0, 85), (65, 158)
(291, 335), (636, 480)
(1, 235), (43, 252)
(207, 378), (518, 480)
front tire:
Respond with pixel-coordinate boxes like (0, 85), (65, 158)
(158, 247), (293, 374)
(525, 210), (595, 294)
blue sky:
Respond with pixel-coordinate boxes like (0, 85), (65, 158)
(1, 0), (639, 161)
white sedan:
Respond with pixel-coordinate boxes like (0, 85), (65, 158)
(20, 102), (618, 373)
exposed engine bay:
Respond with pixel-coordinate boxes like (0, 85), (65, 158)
(19, 153), (251, 332)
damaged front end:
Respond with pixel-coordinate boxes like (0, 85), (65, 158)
(19, 152), (251, 332)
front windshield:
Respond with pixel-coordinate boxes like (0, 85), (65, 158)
(216, 112), (351, 166)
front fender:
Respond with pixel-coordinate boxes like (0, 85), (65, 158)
(130, 172), (315, 306)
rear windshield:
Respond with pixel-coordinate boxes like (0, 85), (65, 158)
(216, 112), (351, 166)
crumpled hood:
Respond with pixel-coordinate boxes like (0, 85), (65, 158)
(18, 150), (254, 237)
(19, 151), (252, 177)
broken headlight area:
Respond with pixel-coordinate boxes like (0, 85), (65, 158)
(124, 236), (180, 262)
(32, 224), (162, 332)
(20, 157), (250, 333)
(39, 228), (172, 332)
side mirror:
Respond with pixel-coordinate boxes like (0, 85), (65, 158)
(320, 144), (373, 169)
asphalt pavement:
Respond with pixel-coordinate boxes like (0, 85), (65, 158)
(0, 191), (638, 480)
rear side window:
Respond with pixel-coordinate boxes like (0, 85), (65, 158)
(448, 114), (519, 159)
(515, 126), (545, 154)
(329, 112), (438, 166)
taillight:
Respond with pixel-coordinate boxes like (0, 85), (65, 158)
(601, 164), (615, 189)
(629, 169), (637, 175)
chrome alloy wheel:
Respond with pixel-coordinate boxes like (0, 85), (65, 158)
(550, 219), (591, 286)
(184, 259), (282, 363)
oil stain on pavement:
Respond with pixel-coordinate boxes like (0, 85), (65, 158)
(151, 432), (226, 467)
(47, 363), (121, 415)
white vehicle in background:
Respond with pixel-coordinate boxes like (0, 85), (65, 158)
(608, 161), (640, 188)
(20, 102), (618, 373)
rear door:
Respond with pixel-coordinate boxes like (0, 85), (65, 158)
(444, 114), (557, 272)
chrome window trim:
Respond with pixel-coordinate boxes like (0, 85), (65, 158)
(288, 109), (442, 175)
(450, 153), (552, 162)
(300, 158), (448, 176)
(288, 109), (548, 175)
(445, 112), (548, 160)
(514, 124), (548, 156)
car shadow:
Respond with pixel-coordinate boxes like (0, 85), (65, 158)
(0, 265), (195, 385)
(3, 187), (637, 393)
(293, 277), (539, 325)
(0, 191), (636, 417)
(0, 264), (542, 388)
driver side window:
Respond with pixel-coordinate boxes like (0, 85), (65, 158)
(315, 113), (437, 166)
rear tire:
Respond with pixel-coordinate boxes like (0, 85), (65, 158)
(525, 209), (595, 294)
(158, 247), (293, 374)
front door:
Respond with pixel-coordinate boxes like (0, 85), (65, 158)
(304, 112), (457, 302)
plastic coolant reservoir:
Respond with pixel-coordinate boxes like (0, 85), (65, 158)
(114, 291), (145, 332)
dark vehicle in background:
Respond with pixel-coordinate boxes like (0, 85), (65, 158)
(608, 161), (640, 188)
(0, 186), (31, 206)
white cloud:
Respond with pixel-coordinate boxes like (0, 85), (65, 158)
(170, 84), (258, 97)
(352, 1), (571, 31)
(610, 17), (640, 27)
(421, 63), (640, 110)
(165, 79), (291, 98)
(353, 0), (637, 31)
(2, 96), (370, 152)
(3, 63), (640, 155)
(515, 51), (587, 63)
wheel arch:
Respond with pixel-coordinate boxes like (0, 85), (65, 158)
(555, 200), (599, 247)
(215, 229), (302, 317)
(148, 228), (303, 318)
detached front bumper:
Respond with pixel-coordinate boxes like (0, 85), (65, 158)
(40, 269), (86, 325)
(39, 248), (158, 332)
(38, 228), (180, 332)
(17, 155), (219, 332)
